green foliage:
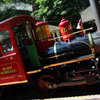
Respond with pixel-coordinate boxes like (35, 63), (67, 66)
(0, 0), (90, 28)
(34, 0), (81, 28)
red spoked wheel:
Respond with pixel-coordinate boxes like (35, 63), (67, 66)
(38, 75), (57, 94)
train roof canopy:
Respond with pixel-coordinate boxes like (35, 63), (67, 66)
(0, 15), (35, 31)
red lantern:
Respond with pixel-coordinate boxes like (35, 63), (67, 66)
(59, 18), (75, 42)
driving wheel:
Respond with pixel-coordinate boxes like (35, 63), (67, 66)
(38, 75), (57, 94)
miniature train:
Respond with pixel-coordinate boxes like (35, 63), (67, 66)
(0, 14), (100, 93)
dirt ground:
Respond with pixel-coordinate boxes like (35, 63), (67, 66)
(1, 81), (100, 100)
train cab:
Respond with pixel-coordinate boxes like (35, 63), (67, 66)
(0, 15), (41, 85)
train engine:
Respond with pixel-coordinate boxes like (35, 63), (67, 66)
(34, 19), (100, 93)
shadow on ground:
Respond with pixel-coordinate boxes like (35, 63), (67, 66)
(1, 82), (100, 100)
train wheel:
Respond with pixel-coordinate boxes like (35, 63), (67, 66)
(76, 70), (97, 91)
(38, 75), (57, 94)
(84, 74), (97, 91)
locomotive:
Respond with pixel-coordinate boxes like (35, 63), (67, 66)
(0, 0), (100, 94)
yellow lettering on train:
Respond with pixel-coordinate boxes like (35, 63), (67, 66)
(0, 66), (16, 75)
(2, 66), (12, 71)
